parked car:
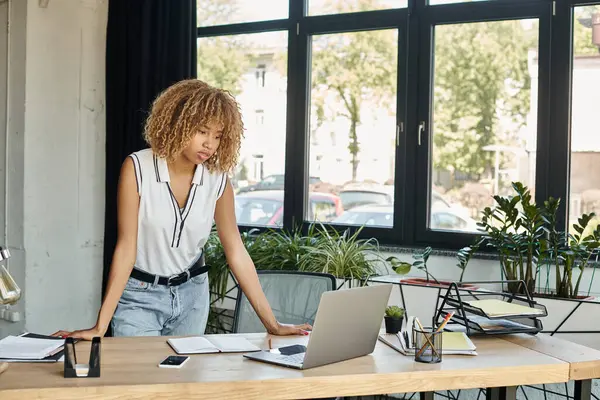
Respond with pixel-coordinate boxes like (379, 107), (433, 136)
(237, 174), (322, 194)
(235, 190), (342, 227)
(339, 183), (451, 211)
(331, 204), (479, 232)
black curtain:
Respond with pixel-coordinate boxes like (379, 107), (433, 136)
(103, 0), (197, 336)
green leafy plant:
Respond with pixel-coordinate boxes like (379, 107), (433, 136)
(456, 238), (483, 282)
(478, 182), (545, 294)
(385, 305), (405, 319)
(298, 224), (380, 285)
(539, 203), (600, 298)
(386, 247), (439, 284)
(476, 182), (600, 299)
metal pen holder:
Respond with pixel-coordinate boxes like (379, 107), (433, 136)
(412, 326), (443, 364)
(64, 337), (101, 378)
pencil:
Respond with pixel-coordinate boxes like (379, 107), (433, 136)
(436, 311), (455, 332)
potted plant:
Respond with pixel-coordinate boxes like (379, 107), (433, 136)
(387, 247), (478, 289)
(299, 224), (380, 288)
(476, 182), (600, 299)
(384, 306), (405, 334)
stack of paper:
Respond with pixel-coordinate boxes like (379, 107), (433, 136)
(167, 335), (261, 355)
(467, 315), (534, 331)
(0, 335), (64, 361)
(466, 299), (544, 317)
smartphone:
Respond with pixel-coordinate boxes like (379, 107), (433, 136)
(158, 355), (189, 368)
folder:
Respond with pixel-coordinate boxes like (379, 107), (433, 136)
(0, 332), (71, 363)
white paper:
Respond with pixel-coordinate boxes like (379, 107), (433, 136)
(0, 336), (63, 360)
(168, 337), (219, 354)
(206, 336), (261, 353)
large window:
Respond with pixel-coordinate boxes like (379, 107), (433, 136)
(197, 0), (288, 27)
(428, 19), (539, 233)
(196, 0), (594, 250)
(308, 0), (406, 15)
(197, 31), (289, 228)
(569, 5), (600, 234)
(307, 29), (399, 228)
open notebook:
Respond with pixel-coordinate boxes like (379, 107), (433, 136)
(167, 336), (261, 355)
(378, 316), (477, 356)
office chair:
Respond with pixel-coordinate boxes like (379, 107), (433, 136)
(232, 270), (337, 333)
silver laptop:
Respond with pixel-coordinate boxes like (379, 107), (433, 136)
(243, 284), (392, 369)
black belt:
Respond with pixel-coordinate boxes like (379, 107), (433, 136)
(130, 253), (208, 286)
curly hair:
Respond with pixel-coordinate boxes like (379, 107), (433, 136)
(143, 79), (244, 173)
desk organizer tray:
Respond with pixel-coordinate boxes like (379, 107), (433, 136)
(433, 280), (547, 336)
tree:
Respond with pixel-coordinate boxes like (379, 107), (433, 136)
(197, 36), (250, 95)
(196, 0), (250, 95)
(311, 0), (397, 181)
(432, 20), (535, 182)
(573, 6), (600, 57)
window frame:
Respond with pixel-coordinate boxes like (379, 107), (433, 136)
(195, 0), (597, 252)
(414, 1), (553, 249)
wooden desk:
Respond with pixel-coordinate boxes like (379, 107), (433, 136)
(0, 333), (570, 400)
(502, 333), (600, 400)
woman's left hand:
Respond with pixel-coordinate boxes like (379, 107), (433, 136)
(270, 322), (312, 336)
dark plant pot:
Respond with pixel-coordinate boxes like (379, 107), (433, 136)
(384, 316), (403, 334)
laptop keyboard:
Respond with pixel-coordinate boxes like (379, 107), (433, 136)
(275, 352), (305, 364)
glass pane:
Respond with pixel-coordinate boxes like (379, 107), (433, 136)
(309, 0), (406, 16)
(429, 0), (497, 4)
(569, 5), (600, 234)
(197, 31), (289, 227)
(430, 19), (539, 233)
(307, 29), (398, 227)
(197, 0), (288, 27)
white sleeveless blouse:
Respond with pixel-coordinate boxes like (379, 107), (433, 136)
(128, 148), (226, 277)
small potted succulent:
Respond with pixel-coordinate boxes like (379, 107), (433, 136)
(384, 305), (405, 334)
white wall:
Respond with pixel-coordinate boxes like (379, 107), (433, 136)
(0, 0), (107, 339)
(0, 0), (28, 338)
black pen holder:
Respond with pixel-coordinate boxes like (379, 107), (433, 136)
(412, 327), (442, 364)
(64, 337), (101, 378)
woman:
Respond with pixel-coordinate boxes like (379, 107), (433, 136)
(54, 80), (311, 339)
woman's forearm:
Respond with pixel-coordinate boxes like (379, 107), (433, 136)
(228, 251), (279, 333)
(95, 243), (136, 333)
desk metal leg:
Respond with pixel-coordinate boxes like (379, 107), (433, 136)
(420, 391), (434, 400)
(574, 380), (592, 400)
(486, 386), (517, 400)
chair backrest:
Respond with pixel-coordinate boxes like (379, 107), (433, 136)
(232, 270), (337, 333)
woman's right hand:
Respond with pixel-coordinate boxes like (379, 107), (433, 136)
(52, 325), (105, 341)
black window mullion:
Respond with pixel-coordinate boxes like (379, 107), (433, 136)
(283, 0), (308, 231)
(425, 1), (552, 24)
(302, 9), (406, 34)
(414, 15), (434, 246)
(393, 12), (411, 245)
(570, 0), (600, 5)
(536, 2), (565, 227)
(196, 19), (292, 37)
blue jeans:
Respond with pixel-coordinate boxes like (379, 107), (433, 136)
(111, 273), (210, 337)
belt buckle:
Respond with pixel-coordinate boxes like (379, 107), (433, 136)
(167, 270), (191, 286)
